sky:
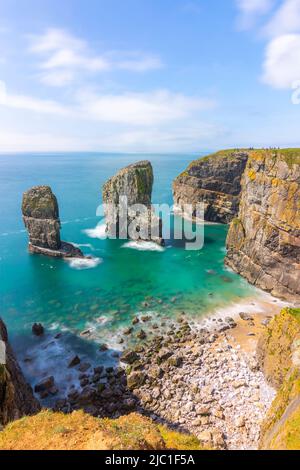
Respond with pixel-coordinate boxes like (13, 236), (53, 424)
(0, 0), (300, 153)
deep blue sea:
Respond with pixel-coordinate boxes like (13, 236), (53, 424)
(0, 152), (257, 399)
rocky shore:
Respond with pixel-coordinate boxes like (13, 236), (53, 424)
(45, 300), (285, 450)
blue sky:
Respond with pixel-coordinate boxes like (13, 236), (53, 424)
(0, 0), (300, 152)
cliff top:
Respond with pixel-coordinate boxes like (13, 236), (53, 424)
(178, 148), (300, 179)
(0, 410), (205, 450)
(22, 186), (59, 220)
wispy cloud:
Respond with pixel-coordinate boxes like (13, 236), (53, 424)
(75, 89), (216, 126)
(0, 80), (68, 114)
(263, 0), (300, 36)
(29, 28), (163, 87)
(0, 80), (216, 127)
(236, 0), (275, 29)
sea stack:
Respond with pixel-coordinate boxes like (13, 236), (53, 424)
(225, 149), (300, 301)
(102, 161), (163, 245)
(0, 318), (40, 426)
(173, 150), (249, 224)
(22, 186), (84, 258)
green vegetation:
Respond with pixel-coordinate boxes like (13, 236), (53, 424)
(0, 410), (206, 451)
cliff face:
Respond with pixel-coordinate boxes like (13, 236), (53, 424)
(226, 149), (300, 301)
(258, 308), (300, 450)
(103, 161), (163, 244)
(22, 186), (83, 258)
(173, 150), (249, 224)
(22, 186), (61, 250)
(0, 319), (40, 427)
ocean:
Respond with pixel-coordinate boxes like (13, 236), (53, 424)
(0, 152), (257, 400)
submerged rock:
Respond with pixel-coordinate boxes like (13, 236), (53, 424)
(102, 161), (164, 245)
(22, 186), (84, 259)
(32, 323), (44, 336)
(0, 319), (40, 426)
(173, 150), (249, 224)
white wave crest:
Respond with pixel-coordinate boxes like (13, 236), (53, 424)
(122, 241), (165, 252)
(67, 257), (103, 270)
(83, 223), (107, 239)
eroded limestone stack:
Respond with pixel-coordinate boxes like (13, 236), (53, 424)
(0, 319), (40, 426)
(102, 161), (163, 244)
(22, 186), (83, 258)
(226, 149), (300, 301)
(173, 150), (249, 224)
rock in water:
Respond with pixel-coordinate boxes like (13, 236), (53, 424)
(0, 319), (40, 426)
(226, 149), (300, 301)
(22, 186), (84, 258)
(173, 150), (249, 224)
(102, 161), (164, 245)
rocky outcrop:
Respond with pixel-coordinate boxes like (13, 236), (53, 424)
(0, 319), (40, 426)
(173, 150), (249, 224)
(102, 161), (163, 244)
(226, 149), (300, 301)
(258, 308), (300, 450)
(22, 186), (84, 258)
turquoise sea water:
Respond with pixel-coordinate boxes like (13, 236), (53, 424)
(0, 152), (256, 395)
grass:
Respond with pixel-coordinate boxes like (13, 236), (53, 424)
(0, 410), (207, 451)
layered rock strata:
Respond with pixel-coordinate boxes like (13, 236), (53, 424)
(226, 149), (300, 301)
(0, 319), (40, 426)
(173, 150), (249, 224)
(258, 308), (300, 450)
(103, 161), (163, 245)
(22, 186), (84, 258)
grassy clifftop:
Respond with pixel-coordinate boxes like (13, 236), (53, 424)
(0, 411), (205, 451)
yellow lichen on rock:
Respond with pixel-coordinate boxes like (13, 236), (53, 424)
(259, 308), (300, 450)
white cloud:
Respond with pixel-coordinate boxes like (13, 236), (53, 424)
(76, 89), (216, 125)
(262, 33), (300, 88)
(0, 80), (216, 127)
(263, 0), (300, 36)
(29, 28), (163, 87)
(236, 0), (275, 28)
(0, 80), (68, 114)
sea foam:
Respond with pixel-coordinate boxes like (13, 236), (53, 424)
(83, 223), (107, 239)
(122, 241), (165, 252)
(67, 257), (103, 270)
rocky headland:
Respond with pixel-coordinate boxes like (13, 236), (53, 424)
(103, 161), (164, 245)
(0, 319), (40, 427)
(22, 186), (84, 258)
(173, 150), (249, 224)
(226, 149), (300, 302)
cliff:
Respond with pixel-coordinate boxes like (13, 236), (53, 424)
(0, 319), (40, 427)
(173, 150), (249, 223)
(258, 308), (300, 450)
(226, 149), (300, 301)
(102, 161), (163, 244)
(0, 410), (205, 450)
(22, 186), (84, 258)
